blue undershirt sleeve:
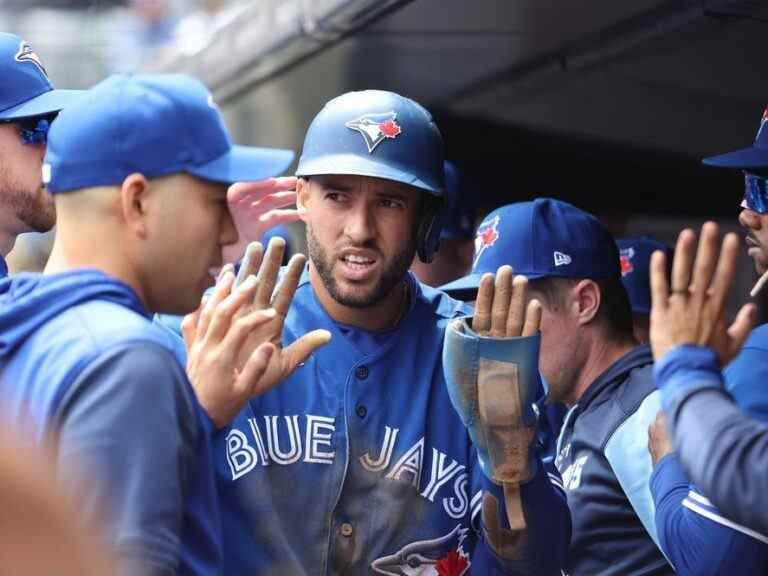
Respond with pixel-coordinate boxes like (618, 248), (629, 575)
(54, 343), (198, 575)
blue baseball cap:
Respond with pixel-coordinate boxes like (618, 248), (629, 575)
(617, 236), (673, 315)
(704, 107), (768, 169)
(43, 74), (295, 193)
(440, 198), (620, 299)
(440, 161), (476, 240)
(0, 33), (82, 120)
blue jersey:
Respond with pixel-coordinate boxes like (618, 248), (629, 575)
(655, 345), (768, 536)
(650, 326), (768, 574)
(159, 270), (570, 575)
(0, 254), (7, 278)
(0, 270), (221, 575)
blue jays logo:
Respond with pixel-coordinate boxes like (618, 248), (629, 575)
(371, 525), (470, 576)
(345, 111), (402, 153)
(15, 41), (48, 77)
(619, 247), (635, 277)
(473, 215), (500, 267)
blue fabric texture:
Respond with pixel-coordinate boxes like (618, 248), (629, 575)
(0, 270), (221, 575)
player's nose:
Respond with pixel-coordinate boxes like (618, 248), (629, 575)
(343, 202), (375, 243)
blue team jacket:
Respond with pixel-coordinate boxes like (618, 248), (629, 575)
(555, 345), (674, 575)
(159, 270), (571, 575)
(650, 326), (768, 575)
(0, 270), (221, 575)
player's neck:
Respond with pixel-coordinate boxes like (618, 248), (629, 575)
(568, 335), (638, 405)
(45, 226), (147, 307)
(309, 264), (408, 332)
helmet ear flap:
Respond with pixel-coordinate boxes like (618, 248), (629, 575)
(417, 195), (444, 263)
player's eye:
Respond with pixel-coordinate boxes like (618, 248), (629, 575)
(379, 197), (404, 209)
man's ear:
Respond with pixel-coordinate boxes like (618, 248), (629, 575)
(296, 178), (311, 221)
(120, 173), (151, 238)
(573, 279), (601, 326)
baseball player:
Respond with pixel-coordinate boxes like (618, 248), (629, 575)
(410, 160), (475, 287)
(0, 32), (82, 276)
(617, 236), (673, 344)
(442, 199), (674, 575)
(166, 89), (570, 574)
(646, 108), (768, 564)
(0, 74), (329, 575)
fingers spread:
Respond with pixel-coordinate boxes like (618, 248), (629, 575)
(472, 273), (495, 334)
(521, 298), (542, 338)
(506, 274), (528, 337)
(235, 242), (264, 288)
(206, 275), (259, 343)
(671, 228), (696, 293)
(490, 266), (513, 337)
(222, 308), (278, 359)
(181, 308), (200, 350)
(227, 177), (297, 205)
(198, 270), (235, 339)
(250, 191), (298, 212)
(650, 249), (670, 314)
(254, 238), (286, 308)
(237, 343), (276, 397)
(272, 253), (307, 316)
(708, 232), (741, 320)
(689, 222), (719, 303)
(727, 303), (758, 356)
(281, 330), (332, 375)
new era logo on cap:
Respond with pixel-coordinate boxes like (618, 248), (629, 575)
(345, 111), (402, 153)
(553, 251), (572, 266)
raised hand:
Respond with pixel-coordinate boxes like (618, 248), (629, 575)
(183, 240), (331, 428)
(472, 265), (542, 339)
(649, 222), (756, 365)
(223, 177), (300, 265)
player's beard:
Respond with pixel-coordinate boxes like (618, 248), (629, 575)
(0, 162), (56, 233)
(306, 224), (415, 309)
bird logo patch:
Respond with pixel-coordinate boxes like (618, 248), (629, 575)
(619, 247), (635, 276)
(473, 215), (500, 267)
(371, 525), (470, 575)
(346, 111), (402, 153)
(15, 41), (48, 77)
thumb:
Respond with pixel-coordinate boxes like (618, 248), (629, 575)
(727, 303), (757, 357)
(181, 308), (201, 350)
(280, 330), (332, 376)
(236, 342), (276, 399)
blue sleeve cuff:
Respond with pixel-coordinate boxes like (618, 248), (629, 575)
(650, 453), (688, 501)
(653, 345), (723, 412)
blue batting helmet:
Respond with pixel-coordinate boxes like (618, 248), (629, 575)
(295, 89), (446, 262)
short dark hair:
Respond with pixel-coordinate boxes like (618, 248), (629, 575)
(529, 275), (635, 342)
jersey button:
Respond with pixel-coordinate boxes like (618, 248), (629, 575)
(356, 404), (367, 419)
(355, 365), (369, 380)
(340, 522), (354, 537)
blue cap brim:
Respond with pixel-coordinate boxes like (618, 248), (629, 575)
(188, 145), (295, 185)
(0, 89), (84, 120)
(440, 269), (551, 300)
(440, 273), (483, 299)
(296, 153), (441, 195)
(703, 146), (768, 169)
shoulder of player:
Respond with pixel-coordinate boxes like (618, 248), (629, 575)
(62, 299), (181, 357)
(411, 277), (471, 322)
(56, 342), (197, 435)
